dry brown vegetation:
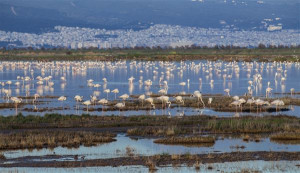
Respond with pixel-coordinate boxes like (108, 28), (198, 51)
(0, 130), (116, 150)
(270, 132), (300, 140)
(145, 158), (157, 171)
(0, 153), (5, 160)
(1, 151), (299, 168)
(154, 136), (215, 144)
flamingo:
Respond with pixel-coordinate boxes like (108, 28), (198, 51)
(115, 102), (125, 115)
(119, 94), (129, 103)
(58, 96), (67, 109)
(111, 89), (119, 99)
(74, 95), (83, 109)
(83, 100), (91, 112)
(266, 87), (273, 98)
(255, 99), (270, 113)
(232, 96), (239, 101)
(230, 100), (241, 112)
(138, 94), (145, 107)
(290, 88), (295, 96)
(11, 97), (22, 115)
(128, 77), (135, 83)
(192, 91), (205, 107)
(33, 93), (40, 104)
(158, 96), (171, 109)
(6, 81), (12, 89)
(238, 98), (246, 111)
(98, 98), (108, 112)
(145, 97), (155, 109)
(174, 96), (185, 105)
(224, 89), (230, 96)
(208, 98), (213, 108)
(158, 89), (167, 95)
(246, 98), (255, 111)
(93, 84), (101, 90)
(104, 89), (110, 99)
(90, 95), (97, 105)
(271, 99), (284, 112)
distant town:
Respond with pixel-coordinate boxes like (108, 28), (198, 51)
(0, 24), (299, 49)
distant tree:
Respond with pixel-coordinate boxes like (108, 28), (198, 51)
(66, 51), (72, 55)
(258, 43), (266, 49)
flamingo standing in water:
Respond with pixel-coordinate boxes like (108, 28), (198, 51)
(271, 99), (285, 112)
(138, 94), (145, 107)
(104, 89), (110, 99)
(119, 94), (129, 103)
(98, 98), (108, 112)
(208, 98), (213, 108)
(11, 97), (22, 115)
(158, 95), (171, 109)
(246, 98), (255, 112)
(174, 96), (185, 105)
(74, 95), (83, 110)
(224, 89), (230, 96)
(83, 100), (91, 113)
(230, 100), (241, 112)
(145, 97), (155, 109)
(58, 96), (67, 110)
(192, 91), (205, 107)
(290, 88), (295, 96)
(112, 89), (119, 99)
(115, 102), (125, 115)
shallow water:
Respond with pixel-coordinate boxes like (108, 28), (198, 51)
(0, 161), (299, 173)
(3, 134), (299, 160)
(0, 60), (300, 116)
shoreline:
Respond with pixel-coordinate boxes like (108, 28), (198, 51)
(1, 151), (299, 168)
(0, 48), (299, 62)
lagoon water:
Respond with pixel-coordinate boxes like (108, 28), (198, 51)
(3, 134), (300, 160)
(1, 161), (299, 173)
(0, 60), (299, 116)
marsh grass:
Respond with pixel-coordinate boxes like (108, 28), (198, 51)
(205, 116), (299, 133)
(125, 146), (136, 157)
(154, 136), (215, 144)
(145, 158), (157, 171)
(194, 161), (201, 170)
(0, 130), (116, 150)
(127, 126), (181, 137)
(0, 153), (5, 160)
(1, 114), (299, 137)
(270, 132), (300, 140)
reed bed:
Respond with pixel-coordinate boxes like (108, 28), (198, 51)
(0, 130), (116, 150)
(0, 114), (299, 136)
(154, 136), (215, 144)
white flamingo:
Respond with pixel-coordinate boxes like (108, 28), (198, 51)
(112, 89), (119, 99)
(138, 94), (146, 107)
(83, 100), (91, 112)
(11, 97), (22, 115)
(145, 97), (155, 109)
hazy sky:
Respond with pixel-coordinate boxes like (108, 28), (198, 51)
(0, 0), (299, 33)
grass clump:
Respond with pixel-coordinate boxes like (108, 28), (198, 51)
(206, 116), (299, 133)
(127, 126), (180, 137)
(145, 158), (157, 171)
(0, 153), (6, 160)
(154, 136), (215, 144)
(270, 132), (300, 140)
(0, 130), (116, 150)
